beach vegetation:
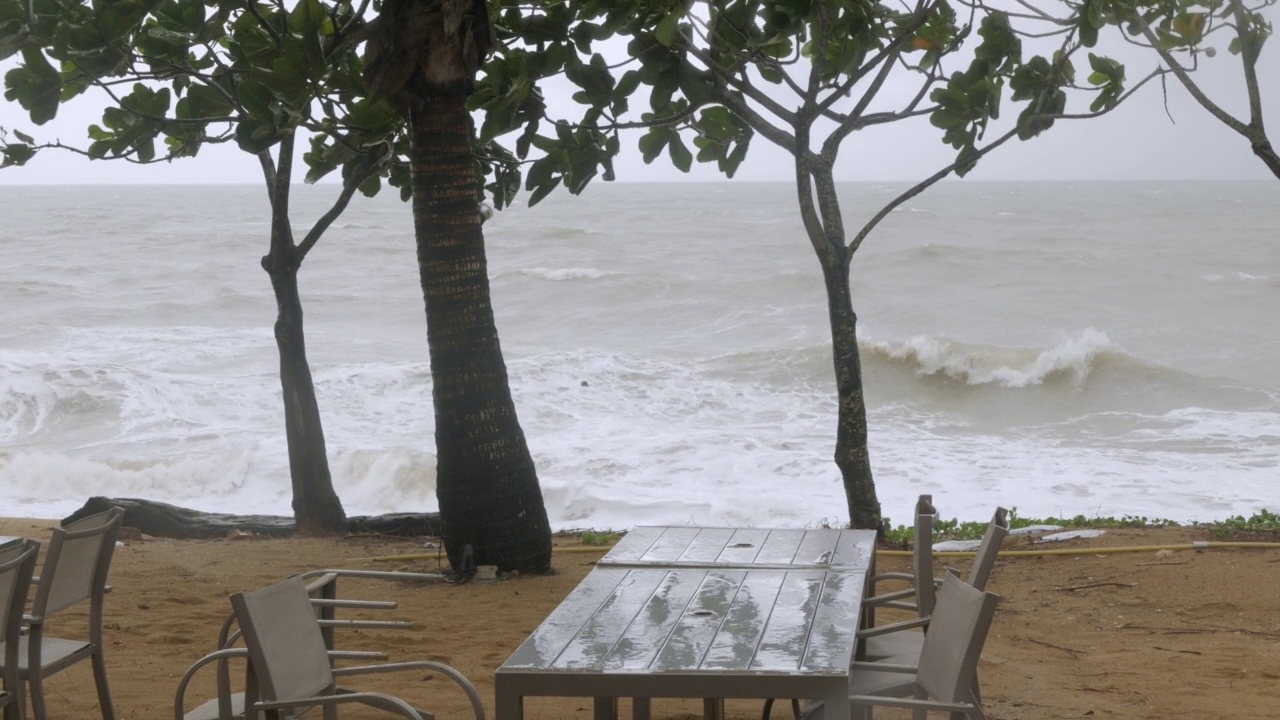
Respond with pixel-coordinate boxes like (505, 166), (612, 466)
(880, 508), (1280, 545)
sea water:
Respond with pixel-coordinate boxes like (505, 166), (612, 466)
(1, 181), (1277, 528)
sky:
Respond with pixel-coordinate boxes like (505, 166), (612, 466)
(0, 9), (1276, 186)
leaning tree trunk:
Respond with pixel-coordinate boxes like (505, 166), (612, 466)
(796, 160), (881, 530)
(260, 147), (347, 536)
(263, 260), (348, 535)
(407, 82), (553, 574)
(819, 258), (881, 530)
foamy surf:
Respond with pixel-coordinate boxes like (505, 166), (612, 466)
(2, 181), (1277, 528)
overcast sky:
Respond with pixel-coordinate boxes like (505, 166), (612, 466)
(1, 10), (1276, 186)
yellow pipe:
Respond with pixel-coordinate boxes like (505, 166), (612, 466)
(879, 541), (1280, 558)
(367, 541), (1280, 563)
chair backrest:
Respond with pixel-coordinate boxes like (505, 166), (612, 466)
(1, 539), (39, 642)
(32, 506), (124, 618)
(230, 576), (335, 703)
(915, 574), (1000, 704)
(912, 495), (938, 617)
(1, 539), (40, 691)
(966, 507), (1009, 591)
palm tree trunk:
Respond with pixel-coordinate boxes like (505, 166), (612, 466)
(407, 80), (552, 574)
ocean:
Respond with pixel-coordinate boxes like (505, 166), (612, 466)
(2, 180), (1276, 529)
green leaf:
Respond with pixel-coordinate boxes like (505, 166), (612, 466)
(5, 48), (63, 125)
(528, 175), (563, 206)
(236, 80), (273, 120)
(638, 129), (669, 164)
(0, 142), (36, 167)
(668, 134), (692, 172)
(655, 11), (680, 47)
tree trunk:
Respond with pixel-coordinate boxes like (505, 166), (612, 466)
(1252, 137), (1280, 179)
(818, 258), (881, 530)
(265, 264), (347, 535)
(407, 82), (552, 574)
(798, 163), (881, 531)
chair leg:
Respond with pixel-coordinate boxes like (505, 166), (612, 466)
(90, 650), (117, 720)
(27, 673), (45, 720)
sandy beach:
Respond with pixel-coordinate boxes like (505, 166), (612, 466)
(3, 516), (1277, 719)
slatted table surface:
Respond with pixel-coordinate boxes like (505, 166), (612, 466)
(495, 527), (876, 720)
(597, 526), (875, 571)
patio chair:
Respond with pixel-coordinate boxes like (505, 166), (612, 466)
(1, 539), (39, 720)
(0, 506), (124, 720)
(860, 507), (1008, 662)
(859, 495), (938, 634)
(177, 568), (448, 720)
(175, 575), (484, 720)
(802, 573), (1000, 720)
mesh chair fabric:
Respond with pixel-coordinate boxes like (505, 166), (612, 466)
(232, 576), (335, 703)
(915, 574), (999, 704)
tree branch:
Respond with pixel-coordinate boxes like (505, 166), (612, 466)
(707, 85), (798, 154)
(297, 155), (380, 260)
(1230, 0), (1266, 131)
(686, 42), (798, 126)
(1131, 13), (1254, 138)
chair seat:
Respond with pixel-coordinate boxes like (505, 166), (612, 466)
(798, 671), (919, 719)
(848, 668), (918, 698)
(182, 692), (247, 720)
(862, 630), (924, 661)
(183, 691), (318, 720)
(0, 635), (95, 674)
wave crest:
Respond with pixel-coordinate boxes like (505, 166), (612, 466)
(864, 328), (1118, 387)
(500, 267), (622, 281)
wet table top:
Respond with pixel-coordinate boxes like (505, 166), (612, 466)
(496, 527), (876, 720)
(597, 526), (876, 571)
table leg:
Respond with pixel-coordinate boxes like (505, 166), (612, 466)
(820, 682), (850, 720)
(702, 698), (725, 720)
(632, 697), (651, 720)
(593, 697), (619, 720)
(493, 681), (522, 720)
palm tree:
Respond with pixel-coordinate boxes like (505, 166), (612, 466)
(364, 0), (552, 573)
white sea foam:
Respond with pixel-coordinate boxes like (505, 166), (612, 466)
(501, 267), (622, 281)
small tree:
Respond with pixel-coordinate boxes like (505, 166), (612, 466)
(479, 0), (1162, 528)
(1107, 0), (1277, 177)
(0, 0), (402, 534)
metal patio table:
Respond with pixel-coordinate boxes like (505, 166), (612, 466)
(495, 526), (876, 720)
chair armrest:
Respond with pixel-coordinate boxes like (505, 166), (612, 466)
(317, 619), (414, 631)
(850, 661), (917, 674)
(331, 660), (485, 719)
(328, 650), (390, 661)
(856, 616), (929, 639)
(866, 571), (914, 583)
(861, 588), (916, 606)
(172, 648), (249, 720)
(311, 598), (398, 610)
(297, 569), (447, 584)
(848, 694), (975, 714)
(253, 692), (426, 720)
